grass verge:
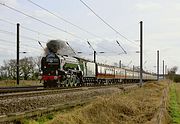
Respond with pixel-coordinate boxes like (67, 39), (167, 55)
(46, 81), (169, 124)
(169, 83), (180, 123)
(17, 113), (54, 124)
(0, 80), (42, 87)
(17, 102), (88, 124)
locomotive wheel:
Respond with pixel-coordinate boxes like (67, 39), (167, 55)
(65, 79), (70, 87)
(74, 83), (77, 87)
(70, 83), (74, 87)
(74, 78), (80, 87)
(70, 76), (76, 87)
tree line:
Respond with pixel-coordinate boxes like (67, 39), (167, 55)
(167, 66), (180, 82)
(0, 57), (41, 80)
(0, 56), (180, 82)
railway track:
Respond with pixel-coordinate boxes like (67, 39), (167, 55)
(0, 84), (100, 94)
(0, 82), (138, 94)
(0, 83), (136, 99)
(0, 85), (44, 94)
(0, 85), (109, 100)
(0, 83), (138, 123)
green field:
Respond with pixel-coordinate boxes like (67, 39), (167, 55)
(169, 83), (180, 123)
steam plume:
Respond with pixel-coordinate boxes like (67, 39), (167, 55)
(45, 39), (76, 56)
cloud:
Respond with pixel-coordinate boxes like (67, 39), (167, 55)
(33, 10), (55, 19)
(0, 0), (18, 6)
(173, 3), (180, 11)
(87, 12), (94, 17)
(0, 0), (17, 5)
(135, 2), (162, 12)
(0, 0), (19, 12)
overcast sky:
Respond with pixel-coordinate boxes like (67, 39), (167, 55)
(0, 0), (180, 74)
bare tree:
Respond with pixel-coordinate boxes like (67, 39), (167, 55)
(33, 56), (42, 72)
(1, 57), (38, 80)
(2, 59), (17, 79)
(19, 57), (36, 80)
(0, 65), (8, 79)
(169, 66), (178, 74)
(168, 66), (178, 81)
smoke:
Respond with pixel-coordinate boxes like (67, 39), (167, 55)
(46, 40), (65, 53)
(45, 39), (76, 56)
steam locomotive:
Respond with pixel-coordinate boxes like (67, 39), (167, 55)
(40, 52), (157, 88)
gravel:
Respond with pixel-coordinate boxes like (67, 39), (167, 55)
(0, 87), (122, 115)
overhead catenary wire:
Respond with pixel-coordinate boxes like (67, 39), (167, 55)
(79, 0), (138, 46)
(0, 29), (46, 50)
(38, 41), (45, 50)
(0, 19), (121, 55)
(26, 0), (102, 39)
(21, 26), (56, 39)
(0, 38), (131, 62)
(0, 3), (128, 56)
(0, 18), (15, 25)
(87, 41), (95, 51)
(0, 29), (97, 56)
(0, 18), (57, 39)
(0, 3), (122, 55)
(0, 38), (42, 51)
(0, 18), (115, 54)
(0, 2), (84, 40)
(0, 29), (46, 43)
(0, 39), (16, 46)
(0, 3), (119, 55)
(0, 9), (123, 55)
(79, 0), (129, 54)
(0, 47), (42, 57)
(116, 40), (127, 54)
(0, 29), (106, 56)
(0, 29), (93, 54)
(25, 0), (123, 54)
(66, 42), (77, 55)
(0, 29), (134, 56)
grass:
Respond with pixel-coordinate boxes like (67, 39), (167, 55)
(0, 80), (42, 87)
(19, 103), (86, 124)
(17, 113), (54, 124)
(169, 83), (180, 123)
(45, 81), (168, 124)
(13, 81), (169, 124)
